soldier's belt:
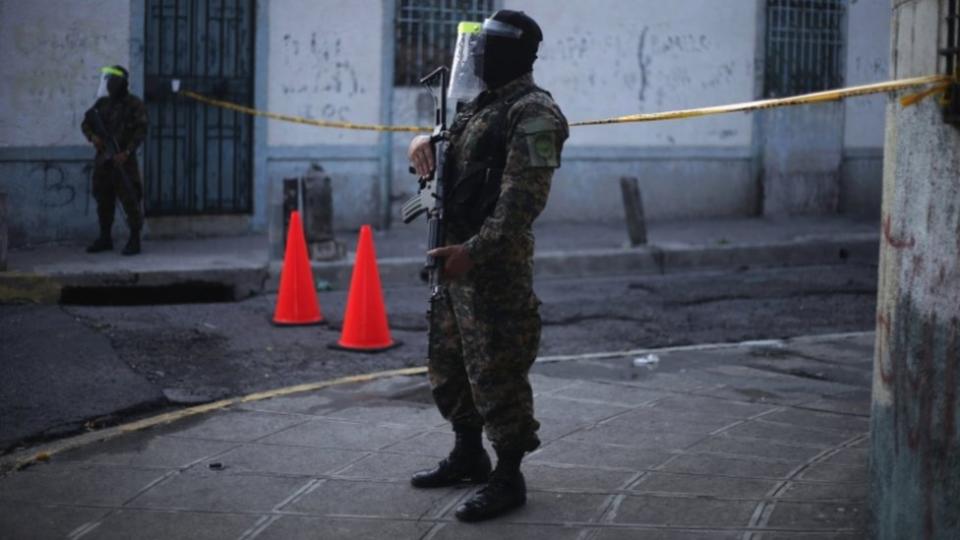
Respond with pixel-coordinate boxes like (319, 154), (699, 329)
(178, 74), (952, 133)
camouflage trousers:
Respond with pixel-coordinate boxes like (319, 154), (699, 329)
(427, 280), (541, 452)
(92, 156), (143, 231)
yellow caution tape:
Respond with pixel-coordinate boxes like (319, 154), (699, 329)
(571, 74), (953, 127)
(181, 75), (953, 132)
(179, 90), (431, 133)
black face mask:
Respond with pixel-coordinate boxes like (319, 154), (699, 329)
(480, 34), (538, 89)
(107, 76), (128, 99)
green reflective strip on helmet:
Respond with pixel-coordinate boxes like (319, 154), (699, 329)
(101, 66), (125, 78)
(458, 21), (482, 34)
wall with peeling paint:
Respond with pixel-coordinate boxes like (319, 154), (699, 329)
(871, 1), (960, 538)
(0, 0), (131, 148)
(0, 0), (132, 246)
(0, 0), (895, 244)
(841, 0), (893, 218)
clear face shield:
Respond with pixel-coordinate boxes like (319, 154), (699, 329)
(447, 22), (485, 102)
(96, 66), (125, 99)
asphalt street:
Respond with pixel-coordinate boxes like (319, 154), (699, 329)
(0, 262), (877, 452)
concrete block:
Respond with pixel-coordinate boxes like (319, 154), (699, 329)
(153, 411), (308, 443)
(633, 471), (777, 499)
(198, 443), (363, 477)
(286, 479), (455, 518)
(766, 501), (866, 530)
(57, 434), (235, 469)
(612, 494), (756, 527)
(660, 454), (797, 479)
(523, 463), (634, 492)
(778, 481), (868, 502)
(529, 440), (672, 470)
(689, 435), (830, 461)
(620, 177), (647, 246)
(90, 509), (257, 540)
(257, 516), (433, 540)
(131, 472), (309, 513)
(256, 419), (421, 451)
(0, 501), (110, 540)
(433, 523), (586, 540)
(565, 425), (706, 450)
(335, 452), (443, 481)
(0, 464), (165, 507)
(489, 491), (610, 524)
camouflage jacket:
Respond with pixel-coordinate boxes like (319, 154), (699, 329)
(81, 94), (148, 158)
(444, 74), (568, 301)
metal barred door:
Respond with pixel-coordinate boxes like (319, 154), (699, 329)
(144, 0), (254, 216)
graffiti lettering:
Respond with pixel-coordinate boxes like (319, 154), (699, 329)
(30, 163), (76, 208)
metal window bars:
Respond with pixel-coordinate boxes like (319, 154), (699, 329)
(395, 0), (494, 87)
(764, 0), (846, 98)
(941, 0), (960, 124)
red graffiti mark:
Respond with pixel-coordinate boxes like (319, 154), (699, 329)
(945, 320), (958, 444)
(878, 312), (895, 385)
(883, 214), (915, 249)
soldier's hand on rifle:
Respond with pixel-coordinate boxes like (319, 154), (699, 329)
(427, 244), (474, 280)
(408, 135), (435, 178)
(91, 136), (105, 153)
(114, 151), (129, 165)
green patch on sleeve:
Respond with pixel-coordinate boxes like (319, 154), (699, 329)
(519, 116), (561, 168)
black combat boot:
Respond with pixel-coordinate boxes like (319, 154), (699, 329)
(122, 228), (141, 256)
(86, 227), (113, 253)
(454, 447), (526, 522)
(411, 427), (491, 488)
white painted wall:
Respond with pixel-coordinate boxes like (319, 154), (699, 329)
(844, 0), (891, 149)
(267, 0), (383, 146)
(0, 0), (130, 147)
(505, 0), (758, 148)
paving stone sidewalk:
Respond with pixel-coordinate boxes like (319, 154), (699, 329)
(0, 332), (874, 539)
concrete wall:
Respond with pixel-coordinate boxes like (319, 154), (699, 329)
(392, 0), (761, 224)
(871, 1), (960, 538)
(0, 0), (133, 246)
(841, 0), (892, 217)
(0, 0), (894, 245)
(265, 0), (387, 236)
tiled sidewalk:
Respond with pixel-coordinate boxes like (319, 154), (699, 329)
(0, 333), (873, 539)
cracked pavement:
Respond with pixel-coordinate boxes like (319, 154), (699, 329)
(0, 332), (874, 539)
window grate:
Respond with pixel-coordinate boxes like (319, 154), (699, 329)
(940, 0), (960, 124)
(764, 0), (846, 98)
(395, 0), (494, 87)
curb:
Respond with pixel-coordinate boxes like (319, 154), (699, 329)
(3, 235), (879, 300)
(282, 235), (880, 291)
(0, 331), (874, 475)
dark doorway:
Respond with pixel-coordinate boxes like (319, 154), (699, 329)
(144, 0), (255, 216)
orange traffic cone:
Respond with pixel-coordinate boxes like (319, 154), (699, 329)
(273, 211), (324, 325)
(330, 225), (400, 352)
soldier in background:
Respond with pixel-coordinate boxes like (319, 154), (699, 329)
(407, 10), (569, 522)
(81, 65), (147, 255)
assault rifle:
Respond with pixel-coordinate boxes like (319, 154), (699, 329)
(400, 66), (450, 291)
(84, 106), (137, 202)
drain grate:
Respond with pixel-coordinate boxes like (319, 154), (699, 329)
(60, 283), (236, 305)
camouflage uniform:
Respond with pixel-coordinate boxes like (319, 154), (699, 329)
(428, 73), (568, 452)
(81, 94), (148, 231)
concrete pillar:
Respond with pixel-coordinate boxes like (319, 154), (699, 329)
(871, 1), (960, 539)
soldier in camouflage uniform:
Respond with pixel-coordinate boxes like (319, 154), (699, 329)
(81, 65), (148, 255)
(408, 11), (568, 522)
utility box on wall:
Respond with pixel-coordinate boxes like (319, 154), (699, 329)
(276, 164), (344, 261)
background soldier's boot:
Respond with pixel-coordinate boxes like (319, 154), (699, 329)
(454, 447), (526, 522)
(86, 227), (113, 253)
(410, 427), (490, 488)
(122, 228), (141, 256)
